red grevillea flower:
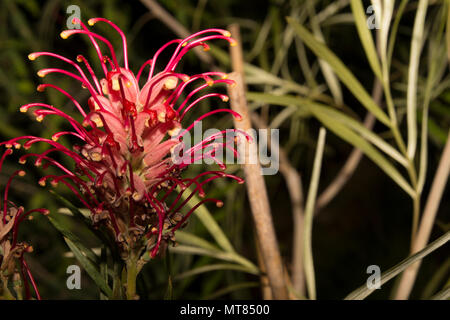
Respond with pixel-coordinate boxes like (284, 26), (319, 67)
(0, 153), (48, 300)
(1, 18), (244, 260)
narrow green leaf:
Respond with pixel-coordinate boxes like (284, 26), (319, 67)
(313, 114), (414, 197)
(349, 0), (383, 80)
(345, 231), (450, 300)
(312, 104), (408, 167)
(303, 128), (326, 300)
(174, 263), (257, 281)
(175, 230), (221, 252)
(286, 17), (391, 126)
(406, 0), (429, 159)
(246, 92), (415, 197)
(169, 245), (259, 274)
(205, 282), (259, 300)
(180, 190), (235, 253)
(47, 215), (98, 264)
(64, 237), (112, 297)
(431, 286), (450, 300)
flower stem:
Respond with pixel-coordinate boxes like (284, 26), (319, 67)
(126, 255), (138, 300)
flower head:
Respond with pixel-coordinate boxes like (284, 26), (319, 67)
(2, 18), (244, 260)
(0, 152), (48, 299)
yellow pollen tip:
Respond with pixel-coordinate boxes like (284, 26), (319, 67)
(222, 74), (229, 79)
(207, 80), (214, 86)
(88, 19), (96, 26)
(5, 144), (12, 149)
(222, 96), (229, 102)
(101, 82), (109, 95)
(27, 246), (34, 253)
(93, 117), (103, 127)
(76, 56), (83, 62)
(168, 127), (181, 137)
(157, 112), (166, 123)
(19, 159), (26, 164)
(18, 170), (26, 177)
(230, 40), (237, 47)
(164, 78), (178, 90)
(14, 144), (21, 149)
(223, 31), (231, 37)
(37, 85), (45, 92)
(132, 192), (141, 201)
(203, 46), (210, 52)
(216, 201), (224, 208)
(52, 135), (59, 142)
(39, 180), (46, 187)
(36, 115), (44, 122)
(28, 53), (37, 61)
(28, 215), (34, 221)
(90, 152), (102, 161)
(37, 71), (46, 78)
(20, 106), (28, 113)
(60, 31), (69, 39)
(112, 78), (120, 91)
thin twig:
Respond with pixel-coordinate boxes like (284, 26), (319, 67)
(394, 129), (450, 299)
(227, 24), (288, 300)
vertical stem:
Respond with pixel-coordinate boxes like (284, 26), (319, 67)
(126, 254), (138, 300)
(394, 130), (450, 299)
(227, 24), (288, 300)
(303, 127), (326, 300)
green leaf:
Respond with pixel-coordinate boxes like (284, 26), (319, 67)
(311, 103), (408, 167)
(180, 190), (235, 253)
(406, 0), (429, 160)
(246, 92), (415, 197)
(205, 282), (259, 300)
(47, 215), (98, 264)
(349, 0), (383, 80)
(431, 286), (450, 300)
(64, 237), (112, 297)
(345, 231), (450, 300)
(175, 230), (221, 252)
(174, 263), (257, 281)
(286, 17), (391, 126)
(303, 128), (326, 300)
(169, 245), (259, 274)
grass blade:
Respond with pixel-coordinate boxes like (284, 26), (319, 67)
(64, 237), (112, 297)
(175, 230), (221, 252)
(180, 190), (235, 253)
(349, 0), (383, 80)
(205, 282), (259, 299)
(345, 231), (450, 300)
(406, 0), (429, 159)
(303, 127), (326, 300)
(174, 263), (258, 281)
(169, 245), (259, 274)
(246, 92), (415, 197)
(287, 17), (391, 126)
